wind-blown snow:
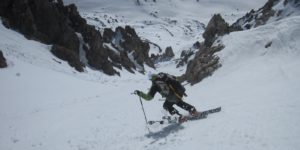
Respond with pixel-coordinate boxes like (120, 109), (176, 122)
(1, 0), (300, 150)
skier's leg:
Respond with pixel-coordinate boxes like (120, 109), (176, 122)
(163, 101), (181, 116)
(176, 100), (197, 115)
(164, 100), (187, 123)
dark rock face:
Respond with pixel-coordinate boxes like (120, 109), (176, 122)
(119, 51), (136, 73)
(151, 46), (175, 63)
(203, 14), (229, 47)
(230, 0), (300, 31)
(0, 50), (8, 68)
(60, 3), (119, 75)
(0, 0), (154, 75)
(165, 47), (175, 59)
(121, 26), (154, 69)
(231, 0), (277, 30)
(0, 0), (80, 71)
(182, 0), (300, 85)
(103, 28), (114, 43)
(182, 14), (228, 85)
(182, 43), (223, 85)
(176, 41), (201, 68)
(1, 0), (79, 52)
(176, 49), (195, 68)
(51, 45), (84, 72)
(101, 26), (155, 73)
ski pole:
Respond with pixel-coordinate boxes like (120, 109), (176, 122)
(136, 95), (151, 133)
(138, 95), (149, 124)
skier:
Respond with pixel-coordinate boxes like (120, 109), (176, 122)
(134, 72), (200, 123)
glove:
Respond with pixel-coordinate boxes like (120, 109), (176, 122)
(134, 90), (142, 96)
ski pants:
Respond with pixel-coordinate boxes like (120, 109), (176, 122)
(163, 99), (196, 116)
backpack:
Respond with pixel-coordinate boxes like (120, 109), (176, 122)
(155, 72), (187, 98)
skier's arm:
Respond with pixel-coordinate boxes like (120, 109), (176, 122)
(136, 85), (157, 101)
(137, 91), (153, 101)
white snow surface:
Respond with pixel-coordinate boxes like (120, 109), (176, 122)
(1, 0), (300, 150)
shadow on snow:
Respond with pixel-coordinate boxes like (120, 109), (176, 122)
(145, 123), (184, 144)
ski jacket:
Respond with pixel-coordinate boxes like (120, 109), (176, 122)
(138, 73), (185, 102)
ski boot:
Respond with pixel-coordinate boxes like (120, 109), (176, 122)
(189, 108), (201, 117)
(178, 115), (188, 123)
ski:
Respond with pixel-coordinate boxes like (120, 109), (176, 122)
(186, 106), (221, 121)
(147, 117), (178, 125)
(148, 107), (221, 125)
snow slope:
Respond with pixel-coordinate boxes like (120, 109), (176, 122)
(1, 0), (300, 150)
(186, 16), (300, 150)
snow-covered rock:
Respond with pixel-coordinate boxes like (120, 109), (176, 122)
(231, 0), (300, 30)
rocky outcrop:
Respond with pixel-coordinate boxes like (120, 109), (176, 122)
(103, 28), (114, 43)
(0, 0), (155, 75)
(0, 0), (79, 52)
(231, 0), (277, 30)
(176, 49), (195, 68)
(164, 46), (175, 59)
(0, 50), (8, 68)
(182, 43), (223, 85)
(182, 14), (228, 84)
(0, 0), (82, 71)
(176, 41), (201, 68)
(151, 46), (175, 63)
(182, 0), (300, 85)
(122, 26), (154, 69)
(231, 0), (300, 31)
(101, 26), (155, 73)
(51, 45), (84, 72)
(203, 14), (229, 47)
(183, 0), (300, 85)
(65, 4), (121, 75)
